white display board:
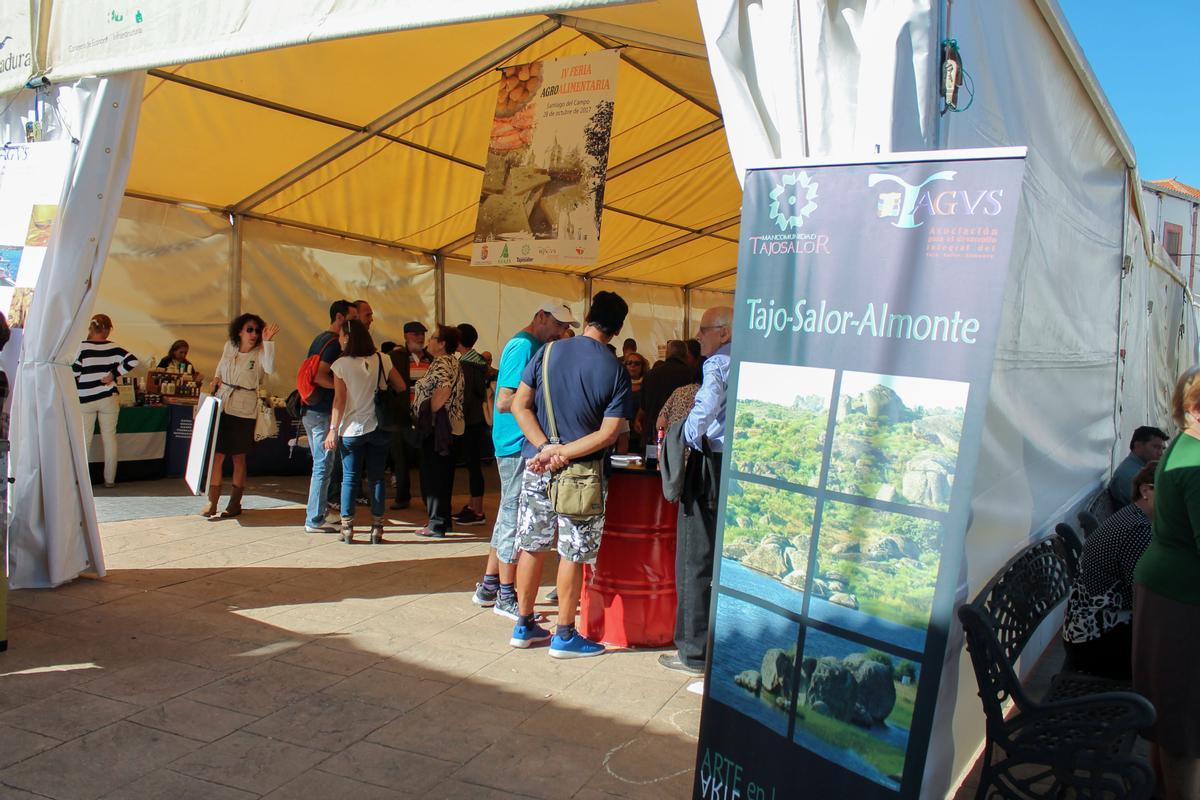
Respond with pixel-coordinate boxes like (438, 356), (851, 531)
(185, 394), (221, 495)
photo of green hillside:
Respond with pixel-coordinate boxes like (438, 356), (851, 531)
(723, 480), (816, 590)
(815, 500), (942, 631)
(828, 372), (968, 511)
(731, 362), (834, 488)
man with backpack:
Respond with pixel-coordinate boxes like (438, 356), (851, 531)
(300, 299), (355, 533)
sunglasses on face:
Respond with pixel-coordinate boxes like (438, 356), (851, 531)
(243, 327), (260, 334)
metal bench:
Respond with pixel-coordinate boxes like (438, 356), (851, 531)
(958, 534), (1156, 799)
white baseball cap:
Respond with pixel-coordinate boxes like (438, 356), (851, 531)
(537, 302), (580, 328)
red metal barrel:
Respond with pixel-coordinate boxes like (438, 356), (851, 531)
(580, 468), (678, 647)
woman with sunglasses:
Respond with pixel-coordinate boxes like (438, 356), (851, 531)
(203, 313), (278, 518)
(624, 352), (648, 453)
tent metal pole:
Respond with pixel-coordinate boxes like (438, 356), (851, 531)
(686, 267), (738, 290)
(587, 215), (741, 278)
(555, 15), (709, 59)
(606, 119), (726, 181)
(230, 214), (243, 320)
(233, 18), (561, 214)
(585, 276), (593, 309)
(683, 287), (691, 339)
(575, 29), (720, 118)
(435, 254), (446, 326)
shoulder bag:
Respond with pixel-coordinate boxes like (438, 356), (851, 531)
(541, 341), (605, 518)
(253, 398), (278, 441)
(449, 363), (465, 437)
(373, 353), (401, 432)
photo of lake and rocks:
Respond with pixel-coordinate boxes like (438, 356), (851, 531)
(708, 593), (920, 791)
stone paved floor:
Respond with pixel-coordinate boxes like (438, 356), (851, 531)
(1, 475), (701, 799)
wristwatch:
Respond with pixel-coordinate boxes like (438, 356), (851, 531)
(537, 442), (552, 453)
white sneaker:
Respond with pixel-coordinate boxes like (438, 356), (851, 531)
(305, 524), (337, 534)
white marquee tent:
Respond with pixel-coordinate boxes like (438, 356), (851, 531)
(1, 0), (1194, 795)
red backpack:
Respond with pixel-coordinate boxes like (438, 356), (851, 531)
(296, 332), (335, 403)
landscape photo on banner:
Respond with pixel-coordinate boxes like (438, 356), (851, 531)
(0, 141), (73, 328)
(471, 48), (618, 268)
(695, 149), (1027, 799)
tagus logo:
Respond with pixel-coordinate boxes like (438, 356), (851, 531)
(869, 170), (1004, 228)
(768, 171), (819, 231)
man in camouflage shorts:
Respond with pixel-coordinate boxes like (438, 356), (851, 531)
(508, 291), (632, 659)
(515, 469), (607, 564)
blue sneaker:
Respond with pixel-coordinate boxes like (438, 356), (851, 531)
(510, 620), (553, 649)
(549, 630), (605, 659)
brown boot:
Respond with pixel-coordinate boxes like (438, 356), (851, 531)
(219, 485), (244, 519)
(200, 483), (221, 516)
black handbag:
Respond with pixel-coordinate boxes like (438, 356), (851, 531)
(373, 354), (401, 433)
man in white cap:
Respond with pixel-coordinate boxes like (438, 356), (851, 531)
(472, 302), (578, 620)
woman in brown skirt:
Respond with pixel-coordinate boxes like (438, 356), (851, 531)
(202, 314), (278, 518)
(1132, 366), (1200, 800)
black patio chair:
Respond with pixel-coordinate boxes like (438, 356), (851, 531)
(958, 534), (1156, 799)
(1053, 523), (1084, 567)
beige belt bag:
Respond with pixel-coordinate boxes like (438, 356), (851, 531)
(540, 341), (604, 518)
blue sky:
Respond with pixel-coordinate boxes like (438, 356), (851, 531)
(1058, 0), (1199, 186)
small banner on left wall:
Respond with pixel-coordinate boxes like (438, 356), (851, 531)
(471, 48), (618, 268)
(0, 142), (74, 329)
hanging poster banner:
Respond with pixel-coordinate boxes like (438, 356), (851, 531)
(0, 141), (74, 329)
(471, 49), (618, 268)
(695, 148), (1027, 799)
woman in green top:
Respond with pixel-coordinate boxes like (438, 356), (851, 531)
(1132, 367), (1200, 800)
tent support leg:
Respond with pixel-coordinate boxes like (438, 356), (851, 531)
(585, 276), (593, 310)
(683, 288), (691, 339)
(435, 253), (446, 326)
(230, 214), (243, 320)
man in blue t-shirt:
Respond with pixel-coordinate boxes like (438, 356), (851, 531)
(301, 299), (355, 533)
(471, 302), (578, 619)
(508, 291), (631, 659)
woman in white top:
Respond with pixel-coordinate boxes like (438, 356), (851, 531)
(203, 313), (278, 519)
(324, 319), (405, 544)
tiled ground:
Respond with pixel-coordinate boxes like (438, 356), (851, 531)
(1, 476), (701, 799)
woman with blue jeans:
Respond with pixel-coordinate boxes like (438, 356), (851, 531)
(324, 319), (405, 544)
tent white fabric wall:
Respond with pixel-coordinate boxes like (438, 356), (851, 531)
(90, 203), (726, 391)
(445, 262), (587, 357)
(9, 73), (144, 588)
(239, 220), (437, 395)
(92, 198), (234, 382)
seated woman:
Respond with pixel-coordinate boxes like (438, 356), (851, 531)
(158, 339), (201, 382)
(1061, 460), (1156, 679)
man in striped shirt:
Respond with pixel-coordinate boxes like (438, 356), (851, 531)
(73, 314), (139, 487)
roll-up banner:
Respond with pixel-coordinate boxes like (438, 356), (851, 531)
(695, 148), (1027, 799)
(471, 49), (618, 268)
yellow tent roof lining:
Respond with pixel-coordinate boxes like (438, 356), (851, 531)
(125, 4), (742, 290)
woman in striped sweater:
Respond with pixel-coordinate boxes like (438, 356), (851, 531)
(73, 314), (139, 487)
